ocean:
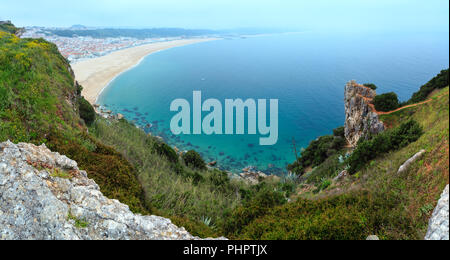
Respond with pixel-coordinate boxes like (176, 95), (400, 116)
(97, 31), (449, 174)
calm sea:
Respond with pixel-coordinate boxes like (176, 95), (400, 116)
(98, 31), (449, 174)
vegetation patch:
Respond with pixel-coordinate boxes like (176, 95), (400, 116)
(347, 120), (423, 174)
(372, 92), (400, 112)
(182, 150), (207, 170)
(68, 211), (89, 228)
(78, 97), (96, 126)
(406, 69), (448, 104)
(363, 83), (377, 90)
(0, 27), (151, 215)
(50, 168), (72, 179)
(287, 126), (346, 175)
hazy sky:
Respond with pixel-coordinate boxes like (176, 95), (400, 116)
(1, 0), (449, 32)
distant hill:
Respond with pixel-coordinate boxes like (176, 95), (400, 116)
(49, 28), (218, 39)
(70, 24), (88, 30)
(0, 20), (19, 34)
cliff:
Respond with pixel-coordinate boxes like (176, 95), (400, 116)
(0, 141), (205, 240)
(344, 80), (385, 147)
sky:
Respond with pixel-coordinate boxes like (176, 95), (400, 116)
(1, 0), (449, 32)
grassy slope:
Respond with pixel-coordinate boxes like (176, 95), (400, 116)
(0, 28), (150, 214)
(0, 23), (19, 35)
(248, 87), (449, 240)
(90, 118), (247, 236)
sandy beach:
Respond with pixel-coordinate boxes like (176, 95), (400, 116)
(72, 38), (218, 104)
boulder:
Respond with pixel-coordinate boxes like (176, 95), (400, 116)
(397, 150), (426, 174)
(425, 185), (449, 240)
(0, 141), (224, 240)
(366, 235), (380, 240)
(333, 170), (348, 182)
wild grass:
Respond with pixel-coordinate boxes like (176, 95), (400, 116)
(90, 118), (248, 236)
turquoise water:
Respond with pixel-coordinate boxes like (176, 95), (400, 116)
(98, 31), (449, 174)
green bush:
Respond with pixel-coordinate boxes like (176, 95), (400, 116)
(363, 83), (378, 90)
(78, 97), (96, 126)
(287, 127), (346, 175)
(347, 120), (423, 174)
(316, 178), (332, 192)
(333, 126), (345, 137)
(154, 142), (179, 164)
(182, 150), (207, 170)
(0, 85), (9, 110)
(0, 22), (19, 34)
(373, 92), (399, 112)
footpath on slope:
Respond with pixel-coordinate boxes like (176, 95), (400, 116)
(375, 91), (449, 116)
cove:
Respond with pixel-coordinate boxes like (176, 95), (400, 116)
(97, 32), (449, 174)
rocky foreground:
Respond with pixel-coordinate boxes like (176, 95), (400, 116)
(0, 140), (447, 240)
(425, 184), (449, 240)
(0, 141), (214, 240)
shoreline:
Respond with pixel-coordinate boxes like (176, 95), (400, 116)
(72, 37), (220, 104)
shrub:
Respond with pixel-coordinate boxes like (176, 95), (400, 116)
(373, 92), (399, 112)
(363, 83), (378, 90)
(208, 170), (232, 192)
(347, 120), (423, 174)
(154, 142), (179, 164)
(0, 85), (9, 110)
(0, 22), (19, 34)
(316, 178), (332, 192)
(287, 126), (346, 175)
(182, 150), (207, 170)
(333, 126), (345, 137)
(78, 97), (96, 126)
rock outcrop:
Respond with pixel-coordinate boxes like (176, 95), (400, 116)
(397, 149), (426, 174)
(344, 81), (385, 147)
(238, 166), (275, 185)
(0, 141), (207, 240)
(425, 185), (449, 240)
(366, 235), (380, 240)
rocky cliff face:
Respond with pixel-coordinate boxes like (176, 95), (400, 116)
(425, 185), (449, 240)
(344, 80), (385, 147)
(0, 141), (206, 240)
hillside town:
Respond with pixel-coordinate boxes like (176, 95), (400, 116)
(20, 27), (182, 63)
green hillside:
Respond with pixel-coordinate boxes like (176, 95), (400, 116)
(1, 23), (448, 240)
(239, 87), (448, 240)
(0, 26), (152, 214)
(0, 21), (20, 35)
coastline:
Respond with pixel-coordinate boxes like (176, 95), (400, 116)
(72, 37), (220, 104)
